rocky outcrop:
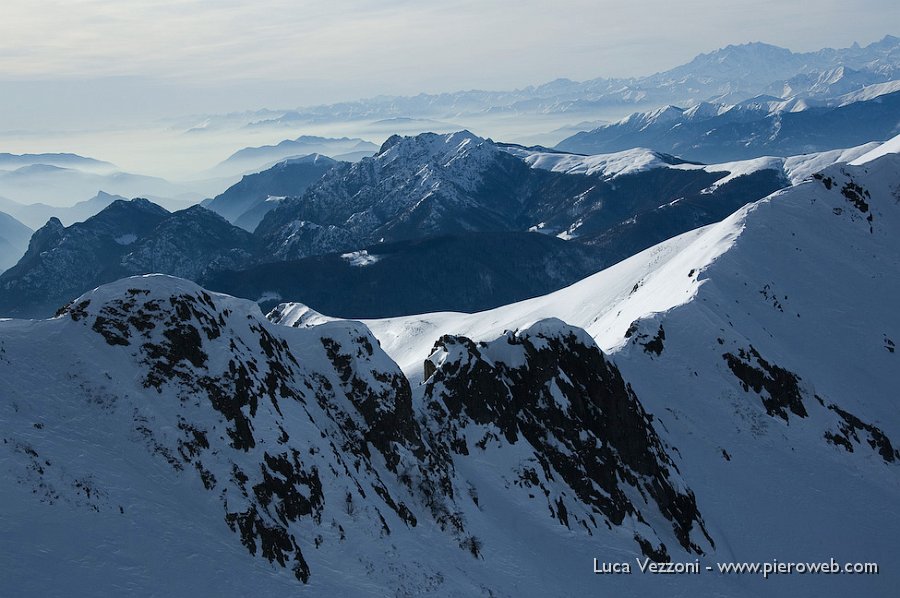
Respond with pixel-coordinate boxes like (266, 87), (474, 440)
(421, 318), (713, 560)
(51, 276), (460, 583)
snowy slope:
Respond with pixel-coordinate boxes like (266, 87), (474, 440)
(510, 141), (880, 189)
(501, 146), (691, 178)
(4, 137), (899, 598)
(327, 147), (900, 376)
(835, 79), (900, 105)
(277, 225), (711, 374)
(0, 276), (491, 595)
(273, 143), (900, 595)
(850, 133), (900, 164)
(684, 141), (881, 188)
(2, 275), (723, 597)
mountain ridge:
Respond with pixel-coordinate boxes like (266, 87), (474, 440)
(556, 89), (900, 160)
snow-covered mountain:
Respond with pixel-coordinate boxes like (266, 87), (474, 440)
(650, 39), (898, 101)
(275, 139), (900, 596)
(499, 145), (697, 177)
(556, 89), (900, 160)
(3, 138), (898, 597)
(203, 154), (340, 231)
(0, 210), (32, 273)
(763, 65), (896, 100)
(513, 141), (881, 262)
(255, 131), (790, 261)
(510, 142), (879, 186)
(3, 131), (882, 320)
(0, 275), (710, 596)
(189, 36), (900, 138)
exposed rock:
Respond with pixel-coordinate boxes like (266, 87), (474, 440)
(723, 345), (808, 421)
(422, 318), (713, 560)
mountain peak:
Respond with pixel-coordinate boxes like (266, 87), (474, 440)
(378, 130), (485, 154)
(100, 197), (170, 218)
(41, 216), (64, 231)
(375, 130), (489, 165)
(378, 134), (405, 154)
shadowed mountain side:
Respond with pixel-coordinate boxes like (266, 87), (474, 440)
(204, 232), (608, 318)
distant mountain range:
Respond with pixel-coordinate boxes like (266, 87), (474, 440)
(0, 162), (203, 208)
(0, 152), (116, 174)
(0, 191), (127, 229)
(212, 136), (378, 176)
(556, 89), (900, 160)
(0, 190), (199, 230)
(184, 36), (900, 137)
(1, 130), (880, 319)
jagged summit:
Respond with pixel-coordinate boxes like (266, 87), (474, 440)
(377, 129), (486, 155)
(255, 128), (792, 262)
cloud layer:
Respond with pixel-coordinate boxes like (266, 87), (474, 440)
(3, 0), (895, 94)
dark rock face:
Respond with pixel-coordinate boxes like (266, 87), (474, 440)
(721, 344), (899, 462)
(421, 319), (712, 560)
(823, 401), (900, 463)
(832, 171), (876, 232)
(255, 132), (785, 263)
(629, 324), (666, 356)
(723, 345), (808, 421)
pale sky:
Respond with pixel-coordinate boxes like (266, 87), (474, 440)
(0, 0), (897, 130)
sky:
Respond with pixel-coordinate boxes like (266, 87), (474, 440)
(1, 0), (897, 131)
